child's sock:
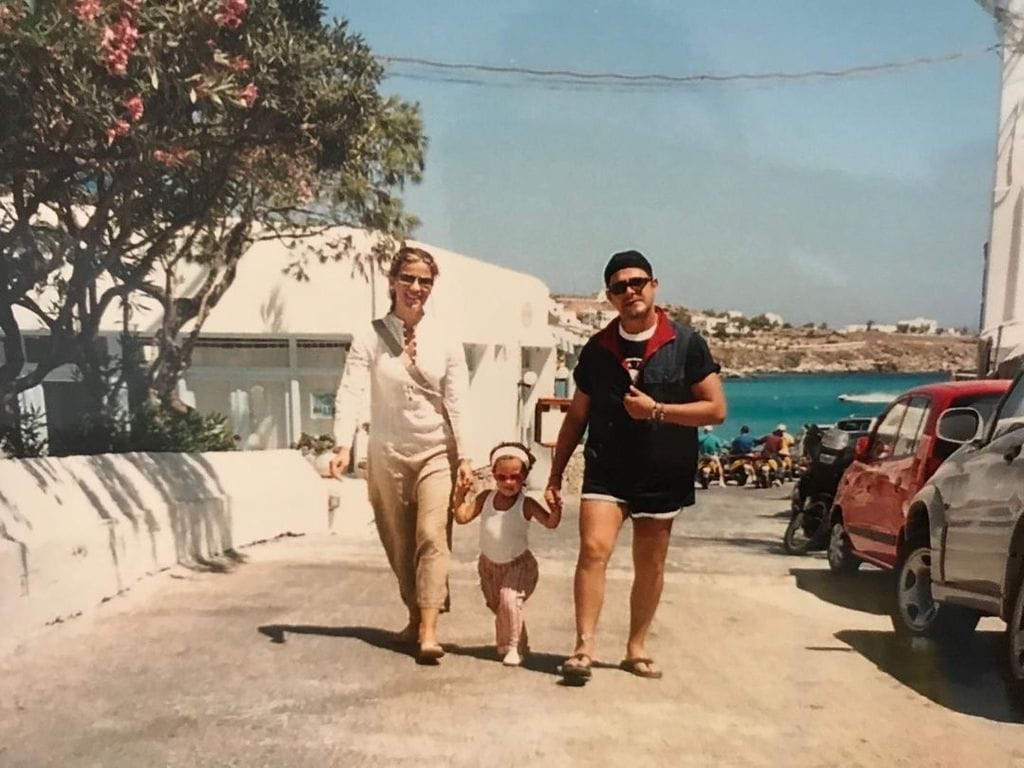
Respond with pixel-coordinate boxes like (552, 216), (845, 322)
(502, 648), (522, 666)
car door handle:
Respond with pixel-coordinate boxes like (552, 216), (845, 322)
(1004, 444), (1022, 464)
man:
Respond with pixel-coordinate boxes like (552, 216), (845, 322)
(698, 426), (727, 488)
(730, 425), (755, 455)
(545, 250), (726, 683)
(754, 426), (786, 487)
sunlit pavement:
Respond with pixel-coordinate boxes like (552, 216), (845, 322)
(2, 483), (1022, 767)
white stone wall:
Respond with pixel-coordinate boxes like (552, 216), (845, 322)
(0, 450), (330, 648)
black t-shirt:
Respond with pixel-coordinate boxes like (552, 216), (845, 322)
(573, 316), (720, 511)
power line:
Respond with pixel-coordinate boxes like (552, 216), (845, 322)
(376, 44), (1000, 90)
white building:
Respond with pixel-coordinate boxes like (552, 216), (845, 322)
(5, 227), (557, 465)
(982, 0), (1024, 374)
(896, 317), (938, 334)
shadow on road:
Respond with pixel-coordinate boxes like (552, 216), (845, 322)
(257, 624), (417, 659)
(678, 534), (785, 556)
(835, 629), (1023, 723)
(790, 567), (891, 615)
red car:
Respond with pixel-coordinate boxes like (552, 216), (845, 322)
(827, 379), (1012, 574)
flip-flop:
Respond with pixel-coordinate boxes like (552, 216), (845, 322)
(416, 643), (445, 664)
(620, 657), (663, 679)
(559, 653), (593, 682)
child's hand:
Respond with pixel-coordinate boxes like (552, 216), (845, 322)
(455, 473), (474, 497)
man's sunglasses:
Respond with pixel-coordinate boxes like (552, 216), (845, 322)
(607, 276), (653, 296)
(493, 472), (523, 482)
(397, 273), (434, 288)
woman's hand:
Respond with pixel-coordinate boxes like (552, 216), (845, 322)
(329, 446), (351, 479)
(457, 459), (474, 489)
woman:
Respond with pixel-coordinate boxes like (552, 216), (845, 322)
(330, 246), (473, 663)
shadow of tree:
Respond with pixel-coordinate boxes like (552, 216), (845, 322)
(835, 629), (1023, 723)
(679, 533), (787, 556)
(790, 567), (892, 615)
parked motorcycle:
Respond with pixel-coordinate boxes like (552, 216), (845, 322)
(784, 422), (872, 554)
(783, 493), (831, 554)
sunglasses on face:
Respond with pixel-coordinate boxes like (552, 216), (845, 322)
(607, 276), (652, 296)
(493, 472), (522, 482)
(397, 273), (434, 288)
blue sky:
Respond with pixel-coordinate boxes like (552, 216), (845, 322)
(327, 1), (1002, 328)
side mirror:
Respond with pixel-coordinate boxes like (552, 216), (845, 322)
(854, 436), (870, 461)
(936, 407), (982, 444)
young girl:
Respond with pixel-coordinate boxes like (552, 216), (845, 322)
(454, 442), (561, 666)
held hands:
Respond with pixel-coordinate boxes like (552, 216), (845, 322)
(329, 446), (351, 479)
(457, 459), (474, 490)
(623, 385), (657, 421)
(544, 476), (563, 515)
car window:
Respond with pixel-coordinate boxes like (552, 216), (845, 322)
(870, 400), (907, 460)
(992, 377), (1024, 438)
(892, 396), (929, 458)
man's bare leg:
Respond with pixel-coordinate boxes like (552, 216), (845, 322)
(626, 516), (673, 674)
(572, 500), (626, 660)
(419, 607), (441, 651)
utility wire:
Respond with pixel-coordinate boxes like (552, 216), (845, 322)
(376, 44), (1000, 89)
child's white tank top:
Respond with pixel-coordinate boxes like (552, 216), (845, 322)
(478, 491), (530, 564)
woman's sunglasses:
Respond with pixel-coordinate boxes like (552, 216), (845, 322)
(493, 472), (523, 482)
(397, 273), (434, 288)
(607, 276), (652, 296)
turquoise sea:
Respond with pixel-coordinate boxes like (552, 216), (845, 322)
(718, 371), (948, 443)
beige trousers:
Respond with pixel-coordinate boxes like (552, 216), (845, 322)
(367, 441), (456, 611)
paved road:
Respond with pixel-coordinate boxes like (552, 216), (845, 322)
(2, 483), (1023, 767)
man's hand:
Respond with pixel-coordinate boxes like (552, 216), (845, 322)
(329, 446), (351, 479)
(623, 385), (656, 420)
(544, 476), (563, 514)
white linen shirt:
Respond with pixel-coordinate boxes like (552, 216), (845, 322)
(333, 312), (469, 459)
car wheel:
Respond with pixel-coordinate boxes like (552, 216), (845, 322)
(891, 540), (980, 640)
(827, 521), (861, 574)
(1008, 578), (1024, 698)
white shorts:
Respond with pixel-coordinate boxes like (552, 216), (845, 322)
(579, 493), (681, 520)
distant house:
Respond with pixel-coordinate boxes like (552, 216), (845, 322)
(896, 317), (938, 334)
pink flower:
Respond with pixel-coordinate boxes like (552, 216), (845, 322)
(72, 0), (102, 23)
(123, 94), (143, 122)
(236, 82), (258, 108)
(214, 0), (247, 30)
(101, 17), (139, 76)
(105, 119), (130, 146)
(229, 55), (250, 73)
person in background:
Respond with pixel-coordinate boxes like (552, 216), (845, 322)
(698, 426), (727, 488)
(330, 246), (474, 665)
(544, 249), (727, 683)
(730, 425), (756, 455)
(453, 442), (560, 667)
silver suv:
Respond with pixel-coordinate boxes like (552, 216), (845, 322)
(899, 372), (1024, 697)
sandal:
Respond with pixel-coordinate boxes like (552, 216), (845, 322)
(416, 642), (445, 665)
(559, 652), (593, 682)
(619, 657), (663, 679)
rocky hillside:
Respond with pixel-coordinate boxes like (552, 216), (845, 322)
(708, 329), (977, 377)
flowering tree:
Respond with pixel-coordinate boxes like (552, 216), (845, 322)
(0, 0), (425, 417)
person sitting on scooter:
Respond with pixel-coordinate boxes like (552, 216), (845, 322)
(755, 427), (786, 486)
(698, 426), (727, 488)
(730, 425), (756, 455)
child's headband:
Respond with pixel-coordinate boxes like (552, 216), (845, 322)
(490, 445), (532, 469)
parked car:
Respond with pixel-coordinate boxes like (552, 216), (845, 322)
(827, 379), (1012, 577)
(895, 372), (1024, 692)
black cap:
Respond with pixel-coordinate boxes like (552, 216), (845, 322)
(604, 250), (653, 286)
